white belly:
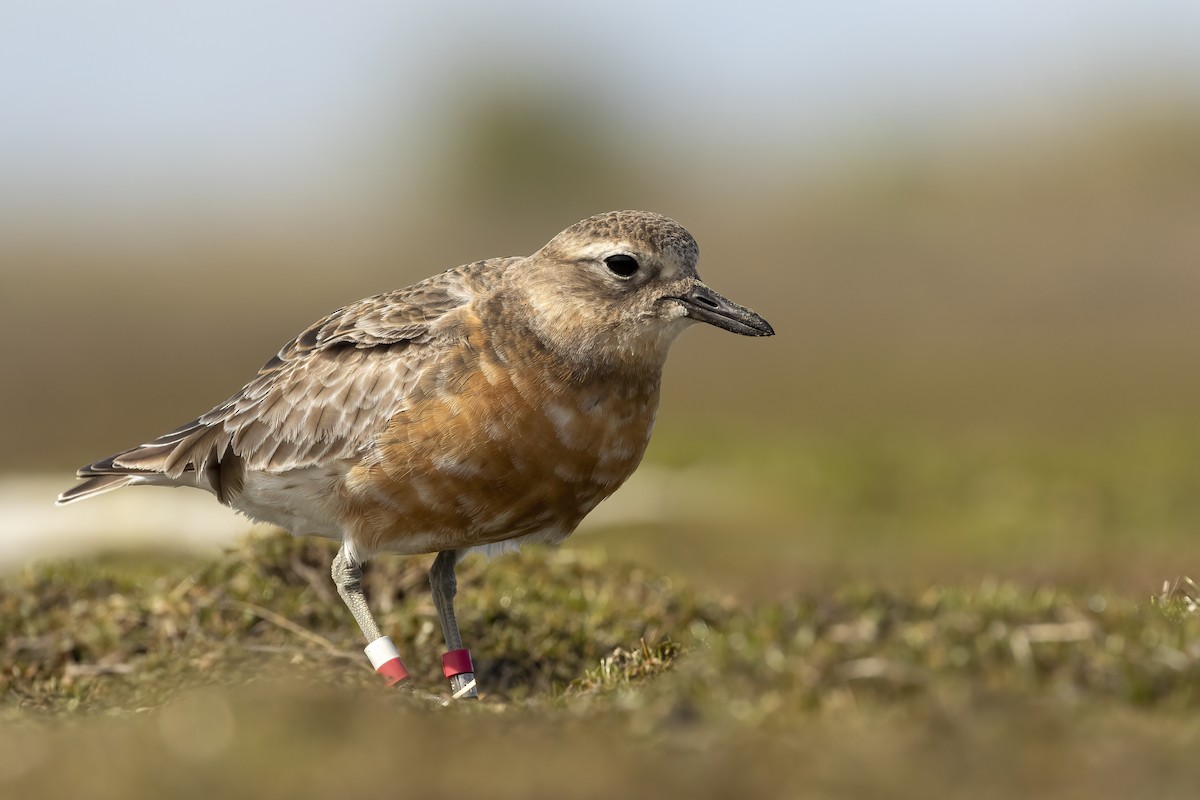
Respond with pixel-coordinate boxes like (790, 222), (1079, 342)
(231, 467), (347, 539)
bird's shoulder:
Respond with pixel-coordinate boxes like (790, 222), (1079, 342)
(288, 256), (514, 352)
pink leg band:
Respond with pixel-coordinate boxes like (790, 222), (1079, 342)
(442, 648), (474, 679)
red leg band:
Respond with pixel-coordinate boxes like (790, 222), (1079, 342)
(376, 657), (410, 687)
(442, 649), (474, 679)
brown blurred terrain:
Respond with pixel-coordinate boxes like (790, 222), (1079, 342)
(6, 101), (1200, 584)
(5, 104), (1200, 470)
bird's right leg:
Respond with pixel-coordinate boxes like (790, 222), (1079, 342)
(430, 549), (479, 700)
(332, 544), (410, 686)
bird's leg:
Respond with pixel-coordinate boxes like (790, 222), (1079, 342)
(332, 544), (410, 686)
(430, 549), (478, 699)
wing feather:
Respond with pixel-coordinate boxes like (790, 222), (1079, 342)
(78, 264), (486, 484)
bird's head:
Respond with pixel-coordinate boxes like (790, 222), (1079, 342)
(509, 210), (774, 376)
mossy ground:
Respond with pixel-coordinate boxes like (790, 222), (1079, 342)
(5, 428), (1200, 798)
(3, 536), (1200, 798)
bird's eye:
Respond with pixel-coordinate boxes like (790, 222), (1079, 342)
(604, 254), (640, 278)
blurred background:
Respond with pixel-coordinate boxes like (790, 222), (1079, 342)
(3, 1), (1200, 588)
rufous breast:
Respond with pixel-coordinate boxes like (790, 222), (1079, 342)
(340, 310), (661, 556)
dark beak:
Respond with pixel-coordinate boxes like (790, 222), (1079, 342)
(674, 283), (775, 337)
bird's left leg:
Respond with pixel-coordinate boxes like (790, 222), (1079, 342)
(430, 549), (479, 699)
(332, 544), (410, 687)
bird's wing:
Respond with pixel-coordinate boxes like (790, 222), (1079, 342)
(79, 264), (493, 487)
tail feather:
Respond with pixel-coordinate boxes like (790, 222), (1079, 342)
(56, 474), (138, 505)
(76, 418), (207, 477)
(58, 417), (240, 506)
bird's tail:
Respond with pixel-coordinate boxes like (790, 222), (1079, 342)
(55, 447), (168, 506)
(56, 473), (139, 505)
(55, 416), (219, 506)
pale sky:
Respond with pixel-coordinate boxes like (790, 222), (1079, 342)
(2, 1), (1198, 219)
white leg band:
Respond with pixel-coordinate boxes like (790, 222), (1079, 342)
(364, 636), (402, 670)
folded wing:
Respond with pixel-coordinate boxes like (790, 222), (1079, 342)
(58, 265), (484, 505)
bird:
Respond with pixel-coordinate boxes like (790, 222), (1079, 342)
(57, 210), (774, 700)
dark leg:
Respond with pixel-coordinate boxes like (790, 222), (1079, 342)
(430, 550), (479, 699)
